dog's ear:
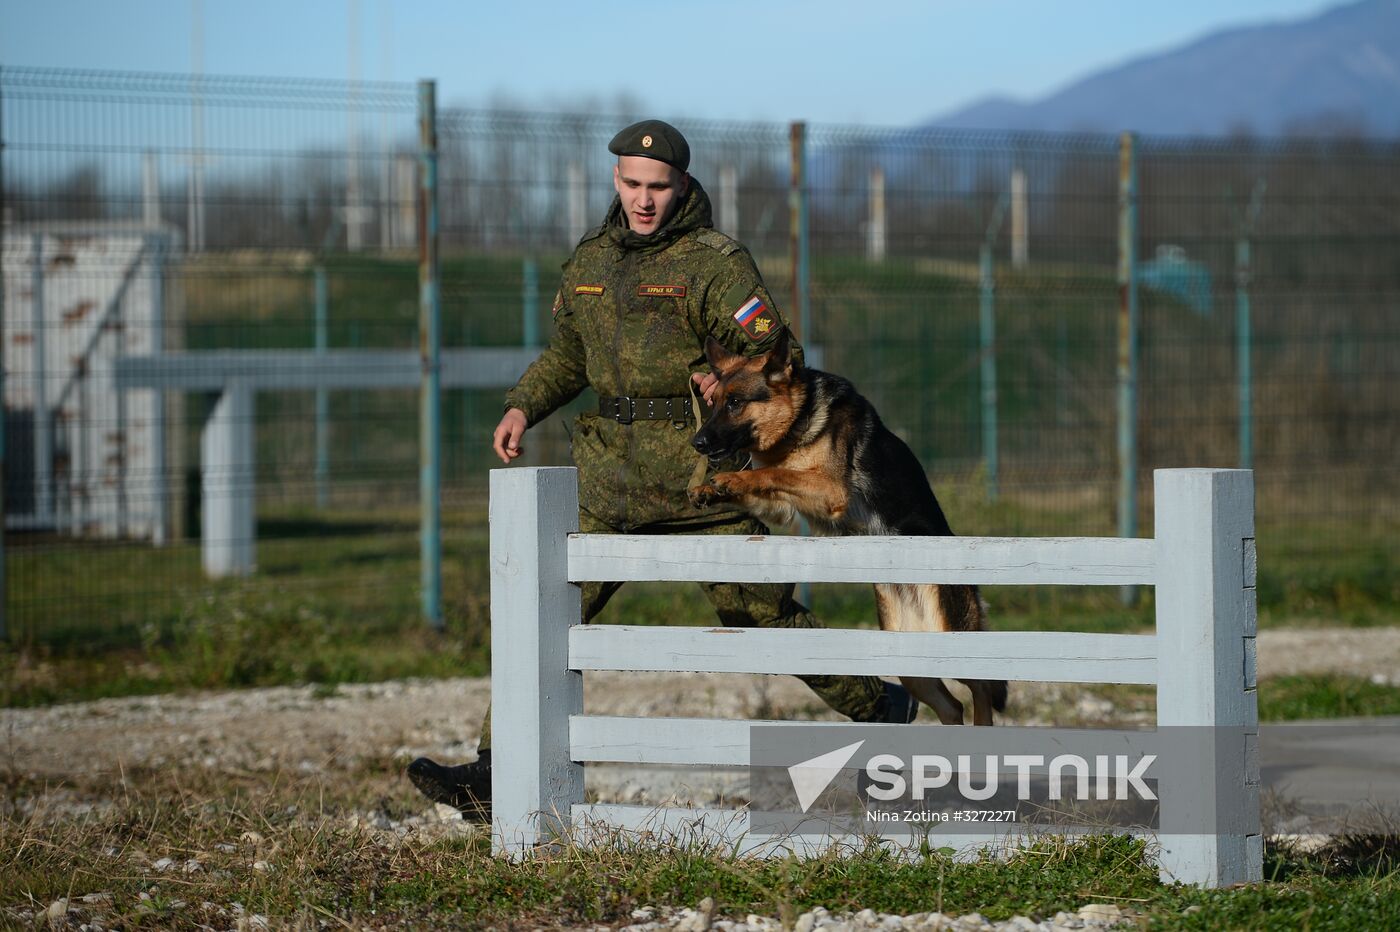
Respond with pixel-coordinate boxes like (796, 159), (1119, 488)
(762, 329), (792, 383)
(705, 336), (741, 372)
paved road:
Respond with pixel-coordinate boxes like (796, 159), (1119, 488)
(1260, 716), (1400, 832)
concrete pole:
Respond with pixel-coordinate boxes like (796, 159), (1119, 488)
(201, 385), (255, 577)
(718, 164), (738, 237)
(567, 162), (587, 247)
(1011, 167), (1028, 269)
(142, 151), (161, 227)
(867, 166), (886, 263)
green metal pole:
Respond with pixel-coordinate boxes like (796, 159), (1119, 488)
(350, 320), (362, 466)
(789, 121), (810, 342)
(314, 264), (329, 509)
(978, 244), (998, 501)
(1235, 236), (1252, 471)
(1237, 180), (1265, 471)
(789, 121), (812, 607)
(418, 79), (443, 630)
(0, 66), (7, 640)
(979, 193), (1009, 502)
(1116, 131), (1140, 605)
(522, 257), (539, 346)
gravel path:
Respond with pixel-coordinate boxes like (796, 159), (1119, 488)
(5, 627), (1397, 807)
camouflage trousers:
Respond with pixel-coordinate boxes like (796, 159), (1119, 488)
(477, 511), (887, 752)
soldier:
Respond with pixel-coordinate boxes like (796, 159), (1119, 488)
(408, 120), (917, 820)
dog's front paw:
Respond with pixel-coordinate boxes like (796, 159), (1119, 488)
(687, 483), (727, 508)
(688, 473), (742, 508)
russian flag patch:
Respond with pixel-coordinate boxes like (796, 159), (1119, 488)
(733, 295), (776, 340)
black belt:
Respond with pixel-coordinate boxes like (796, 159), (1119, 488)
(598, 395), (693, 424)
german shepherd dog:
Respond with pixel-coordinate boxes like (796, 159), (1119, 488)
(688, 333), (1008, 726)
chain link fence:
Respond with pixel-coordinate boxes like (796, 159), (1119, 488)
(2, 67), (1397, 644)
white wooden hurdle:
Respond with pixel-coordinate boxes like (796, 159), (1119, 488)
(489, 466), (1260, 887)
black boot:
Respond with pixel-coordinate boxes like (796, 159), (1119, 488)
(407, 750), (491, 822)
(878, 681), (920, 724)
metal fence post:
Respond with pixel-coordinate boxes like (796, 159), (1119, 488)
(314, 263), (329, 509)
(980, 193), (1010, 502)
(1116, 132), (1140, 604)
(418, 79), (443, 630)
(490, 466), (584, 856)
(790, 121), (812, 607)
(31, 233), (52, 530)
(1154, 468), (1260, 886)
(522, 257), (539, 347)
(788, 121), (809, 342)
(150, 233), (168, 545)
(1237, 180), (1265, 471)
(0, 68), (6, 639)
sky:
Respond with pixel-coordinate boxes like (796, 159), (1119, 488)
(0, 0), (1345, 126)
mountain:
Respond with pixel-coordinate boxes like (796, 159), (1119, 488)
(928, 0), (1400, 137)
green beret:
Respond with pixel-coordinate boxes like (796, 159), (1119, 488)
(608, 119), (690, 172)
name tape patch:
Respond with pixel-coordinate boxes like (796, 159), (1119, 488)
(575, 284), (606, 296)
(733, 295), (776, 339)
(637, 284), (687, 298)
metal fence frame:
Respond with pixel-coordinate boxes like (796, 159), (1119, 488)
(1, 66), (1396, 641)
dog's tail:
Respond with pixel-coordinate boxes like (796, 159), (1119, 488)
(942, 585), (1008, 713)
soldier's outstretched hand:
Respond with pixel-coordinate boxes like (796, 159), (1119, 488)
(691, 371), (720, 406)
(493, 408), (529, 464)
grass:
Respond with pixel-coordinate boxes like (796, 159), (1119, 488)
(1259, 675), (1400, 722)
(4, 499), (1397, 708)
(3, 758), (1398, 929)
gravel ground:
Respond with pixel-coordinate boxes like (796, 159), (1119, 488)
(4, 627), (1397, 929)
(3, 897), (1150, 931)
(6, 627), (1397, 792)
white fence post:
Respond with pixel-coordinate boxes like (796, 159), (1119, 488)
(201, 383), (255, 577)
(491, 466), (584, 856)
(1154, 468), (1260, 886)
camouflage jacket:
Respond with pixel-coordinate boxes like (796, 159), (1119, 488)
(504, 178), (798, 530)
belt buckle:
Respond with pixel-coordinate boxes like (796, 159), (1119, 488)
(615, 396), (634, 424)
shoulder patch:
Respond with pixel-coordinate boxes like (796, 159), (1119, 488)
(575, 284), (605, 296)
(695, 228), (741, 256)
(551, 289), (564, 318)
(731, 292), (777, 341)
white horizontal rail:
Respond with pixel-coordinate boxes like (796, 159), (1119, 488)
(568, 534), (1156, 586)
(571, 716), (1161, 766)
(570, 626), (1159, 684)
(572, 804), (1151, 859)
(114, 346), (541, 392)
